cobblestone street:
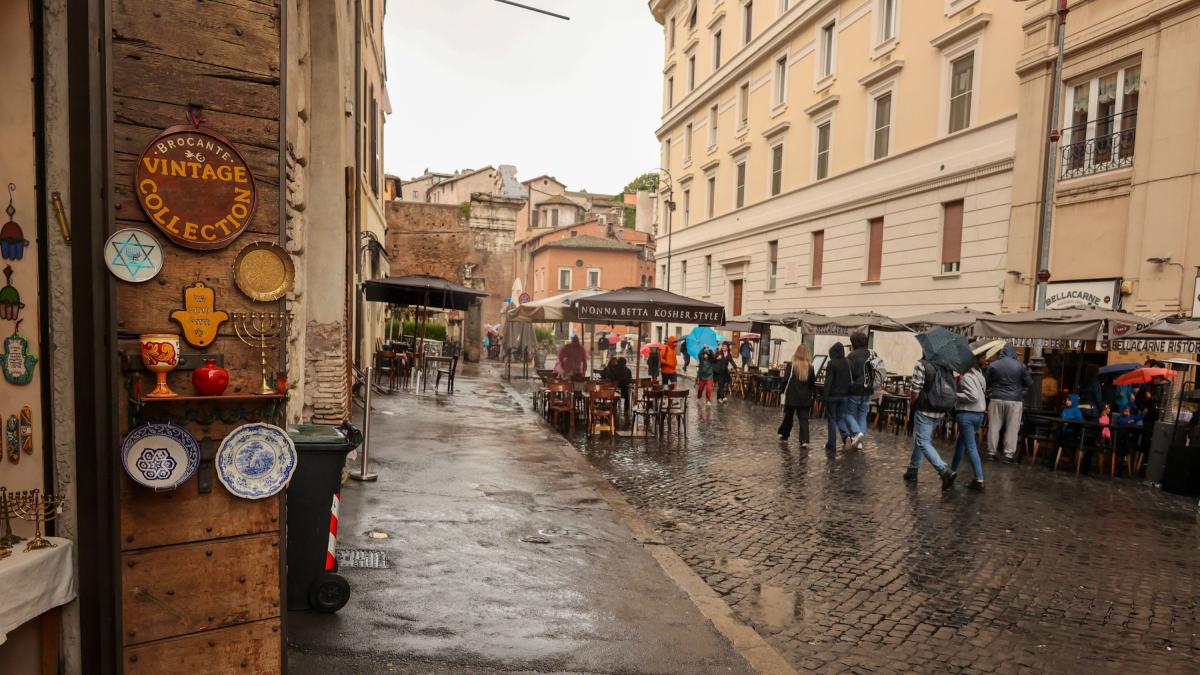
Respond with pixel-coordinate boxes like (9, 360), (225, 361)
(544, 383), (1200, 673)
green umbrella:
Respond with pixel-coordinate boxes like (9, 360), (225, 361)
(916, 327), (976, 373)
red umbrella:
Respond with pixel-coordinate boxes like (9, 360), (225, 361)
(639, 342), (666, 357)
(607, 334), (620, 345)
(1113, 367), (1178, 386)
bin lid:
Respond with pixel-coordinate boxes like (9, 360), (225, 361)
(288, 423), (352, 450)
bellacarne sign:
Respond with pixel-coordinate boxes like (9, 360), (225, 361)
(135, 125), (257, 250)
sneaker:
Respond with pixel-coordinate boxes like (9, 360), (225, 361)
(968, 480), (985, 491)
(852, 433), (865, 450)
(706, 400), (712, 406)
(903, 468), (918, 482)
(940, 469), (957, 491)
(986, 454), (998, 462)
(800, 441), (809, 449)
(1002, 456), (1015, 465)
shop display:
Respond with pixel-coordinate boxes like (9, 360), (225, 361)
(120, 422), (201, 491)
(1, 183), (29, 261)
(19, 405), (32, 455)
(139, 333), (181, 398)
(231, 311), (292, 395)
(104, 227), (163, 283)
(0, 265), (24, 321)
(9, 488), (65, 551)
(0, 487), (21, 548)
(135, 125), (258, 250)
(4, 416), (16, 463)
(215, 423), (296, 499)
(192, 357), (229, 396)
(232, 241), (294, 301)
(169, 281), (229, 348)
(2, 322), (37, 385)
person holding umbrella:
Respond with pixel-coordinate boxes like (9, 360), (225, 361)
(740, 339), (753, 369)
(905, 328), (972, 489)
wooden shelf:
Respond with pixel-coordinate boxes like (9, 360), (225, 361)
(132, 393), (288, 404)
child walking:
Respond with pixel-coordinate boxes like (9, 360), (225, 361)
(696, 349), (715, 405)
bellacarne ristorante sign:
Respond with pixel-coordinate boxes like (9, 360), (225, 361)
(135, 125), (257, 250)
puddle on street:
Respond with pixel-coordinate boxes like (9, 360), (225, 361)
(749, 584), (798, 627)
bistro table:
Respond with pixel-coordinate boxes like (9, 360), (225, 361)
(1027, 414), (1145, 477)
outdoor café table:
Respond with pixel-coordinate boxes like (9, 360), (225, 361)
(421, 355), (453, 391)
(1027, 414), (1144, 477)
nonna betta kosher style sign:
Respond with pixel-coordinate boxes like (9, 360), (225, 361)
(135, 125), (257, 250)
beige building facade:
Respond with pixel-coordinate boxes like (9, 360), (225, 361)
(1007, 0), (1200, 318)
(650, 0), (1025, 367)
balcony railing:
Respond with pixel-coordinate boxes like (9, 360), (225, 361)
(1059, 110), (1137, 180)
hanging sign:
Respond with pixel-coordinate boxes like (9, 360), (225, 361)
(3, 321), (37, 385)
(2, 184), (29, 261)
(1045, 279), (1120, 310)
(0, 266), (24, 321)
(170, 281), (229, 348)
(135, 125), (257, 250)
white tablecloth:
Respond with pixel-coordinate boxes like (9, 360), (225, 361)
(0, 538), (76, 645)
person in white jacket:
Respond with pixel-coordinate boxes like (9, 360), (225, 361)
(951, 351), (989, 490)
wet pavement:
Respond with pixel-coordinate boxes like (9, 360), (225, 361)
(511, 375), (1200, 674)
(287, 366), (754, 674)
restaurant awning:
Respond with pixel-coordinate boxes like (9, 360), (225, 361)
(973, 307), (1149, 343)
(801, 311), (912, 336)
(503, 287), (608, 323)
(363, 274), (487, 310)
(898, 307), (996, 333)
(572, 286), (726, 325)
(1109, 318), (1200, 353)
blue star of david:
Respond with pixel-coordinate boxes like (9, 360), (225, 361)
(111, 232), (157, 279)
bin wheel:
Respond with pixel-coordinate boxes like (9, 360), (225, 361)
(309, 573), (350, 613)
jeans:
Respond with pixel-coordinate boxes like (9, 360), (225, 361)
(845, 395), (872, 436)
(778, 405), (811, 442)
(909, 411), (949, 472)
(824, 396), (851, 449)
(716, 377), (730, 400)
(952, 411), (985, 480)
(987, 399), (1023, 459)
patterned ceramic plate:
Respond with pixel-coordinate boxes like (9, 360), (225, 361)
(104, 227), (164, 283)
(216, 423), (297, 500)
(120, 422), (201, 491)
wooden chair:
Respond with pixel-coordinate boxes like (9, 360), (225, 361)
(633, 387), (664, 436)
(546, 383), (575, 434)
(876, 396), (908, 434)
(1026, 416), (1062, 467)
(435, 356), (459, 393)
(588, 390), (619, 442)
(662, 390), (690, 437)
(374, 350), (398, 393)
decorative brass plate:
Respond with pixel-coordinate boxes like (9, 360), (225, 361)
(233, 241), (294, 302)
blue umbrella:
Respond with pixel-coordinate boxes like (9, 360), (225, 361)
(685, 326), (720, 360)
(1097, 362), (1140, 378)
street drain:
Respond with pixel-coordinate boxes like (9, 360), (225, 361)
(336, 548), (390, 569)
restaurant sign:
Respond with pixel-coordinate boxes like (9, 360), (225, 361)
(1045, 279), (1120, 310)
(135, 125), (257, 250)
(574, 303), (725, 325)
(1110, 338), (1200, 354)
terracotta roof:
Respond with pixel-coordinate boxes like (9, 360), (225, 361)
(537, 194), (582, 207)
(536, 235), (636, 252)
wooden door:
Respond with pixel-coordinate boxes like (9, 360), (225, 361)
(731, 280), (744, 316)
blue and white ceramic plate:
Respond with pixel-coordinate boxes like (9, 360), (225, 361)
(120, 422), (201, 491)
(216, 423), (297, 500)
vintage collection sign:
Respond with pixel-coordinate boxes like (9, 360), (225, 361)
(135, 125), (257, 250)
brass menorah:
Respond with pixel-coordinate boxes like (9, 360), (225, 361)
(10, 488), (66, 551)
(0, 487), (22, 550)
(231, 311), (292, 395)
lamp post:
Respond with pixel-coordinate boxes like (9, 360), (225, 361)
(1030, 0), (1069, 411)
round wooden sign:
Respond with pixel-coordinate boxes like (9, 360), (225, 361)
(134, 125), (257, 250)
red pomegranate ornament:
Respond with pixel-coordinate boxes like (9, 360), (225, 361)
(192, 358), (229, 396)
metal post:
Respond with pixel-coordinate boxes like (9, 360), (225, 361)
(350, 366), (378, 481)
(1030, 0), (1069, 411)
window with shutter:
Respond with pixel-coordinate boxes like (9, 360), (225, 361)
(867, 217), (883, 281)
(941, 200), (963, 273)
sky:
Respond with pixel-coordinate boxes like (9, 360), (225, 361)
(384, 0), (663, 194)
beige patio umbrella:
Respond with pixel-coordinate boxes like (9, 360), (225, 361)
(972, 307), (1150, 342)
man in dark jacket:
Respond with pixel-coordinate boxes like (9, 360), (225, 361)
(985, 343), (1032, 462)
(845, 331), (872, 449)
(740, 340), (753, 368)
(823, 342), (853, 451)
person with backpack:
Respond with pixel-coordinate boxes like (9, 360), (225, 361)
(823, 342), (853, 451)
(905, 352), (958, 490)
(845, 331), (882, 450)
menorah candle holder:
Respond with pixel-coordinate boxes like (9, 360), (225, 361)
(11, 488), (65, 551)
(0, 486), (23, 548)
(231, 311), (292, 395)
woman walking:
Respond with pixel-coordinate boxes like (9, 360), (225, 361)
(713, 343), (734, 403)
(951, 351), (988, 490)
(695, 349), (715, 405)
(778, 345), (817, 446)
(823, 342), (853, 451)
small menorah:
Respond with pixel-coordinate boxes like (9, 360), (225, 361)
(10, 488), (65, 551)
(231, 311), (292, 395)
(0, 487), (23, 549)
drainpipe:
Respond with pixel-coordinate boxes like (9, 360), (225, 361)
(1030, 0), (1068, 411)
(352, 0), (364, 369)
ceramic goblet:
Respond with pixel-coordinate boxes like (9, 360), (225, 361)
(140, 333), (181, 398)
